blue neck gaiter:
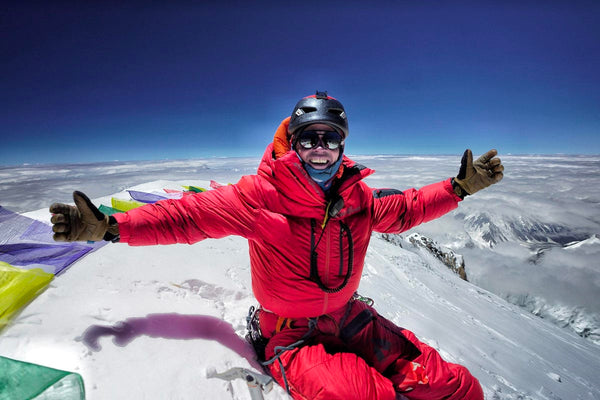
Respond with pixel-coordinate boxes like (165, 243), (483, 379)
(300, 154), (344, 192)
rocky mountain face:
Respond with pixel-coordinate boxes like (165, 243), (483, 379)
(379, 232), (468, 280)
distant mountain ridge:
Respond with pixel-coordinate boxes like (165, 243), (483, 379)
(456, 211), (590, 249)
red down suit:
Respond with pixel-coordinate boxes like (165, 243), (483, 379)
(113, 145), (484, 400)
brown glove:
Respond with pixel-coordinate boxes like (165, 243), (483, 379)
(49, 191), (119, 242)
(453, 149), (504, 196)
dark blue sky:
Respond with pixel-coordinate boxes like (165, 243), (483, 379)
(2, 1), (599, 165)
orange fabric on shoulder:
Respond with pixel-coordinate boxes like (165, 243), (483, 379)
(273, 117), (292, 159)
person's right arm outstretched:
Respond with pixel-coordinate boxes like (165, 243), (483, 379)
(50, 180), (259, 246)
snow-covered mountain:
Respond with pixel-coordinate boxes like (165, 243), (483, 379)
(458, 211), (589, 249)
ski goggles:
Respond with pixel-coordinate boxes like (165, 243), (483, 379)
(296, 130), (344, 150)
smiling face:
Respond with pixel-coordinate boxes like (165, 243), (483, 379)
(293, 124), (343, 170)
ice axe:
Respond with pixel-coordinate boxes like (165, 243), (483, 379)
(207, 367), (273, 400)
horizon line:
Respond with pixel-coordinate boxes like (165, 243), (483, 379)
(2, 152), (599, 168)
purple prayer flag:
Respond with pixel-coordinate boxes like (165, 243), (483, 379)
(0, 242), (93, 275)
(127, 190), (168, 204)
(21, 219), (54, 243)
(0, 206), (106, 275)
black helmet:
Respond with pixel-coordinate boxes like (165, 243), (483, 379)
(288, 91), (348, 138)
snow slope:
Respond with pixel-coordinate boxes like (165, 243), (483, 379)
(1, 181), (599, 399)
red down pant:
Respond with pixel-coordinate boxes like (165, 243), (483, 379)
(260, 300), (483, 400)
